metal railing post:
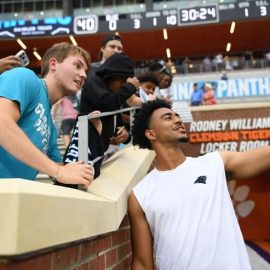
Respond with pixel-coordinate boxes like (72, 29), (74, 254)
(78, 115), (89, 164)
(78, 106), (140, 164)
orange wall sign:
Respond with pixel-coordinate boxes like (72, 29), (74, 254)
(189, 118), (270, 154)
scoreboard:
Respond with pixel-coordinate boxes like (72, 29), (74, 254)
(0, 0), (269, 38)
(74, 1), (270, 33)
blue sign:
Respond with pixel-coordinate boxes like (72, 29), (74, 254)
(0, 16), (72, 38)
(171, 77), (270, 102)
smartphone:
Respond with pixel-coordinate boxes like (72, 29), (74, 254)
(114, 126), (125, 137)
(16, 50), (30, 67)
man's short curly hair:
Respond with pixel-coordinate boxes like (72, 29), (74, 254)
(131, 99), (171, 150)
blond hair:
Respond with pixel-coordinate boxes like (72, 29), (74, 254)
(41, 42), (90, 77)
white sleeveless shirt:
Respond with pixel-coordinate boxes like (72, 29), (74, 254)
(133, 152), (251, 270)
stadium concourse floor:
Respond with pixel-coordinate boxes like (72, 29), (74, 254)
(246, 241), (270, 269)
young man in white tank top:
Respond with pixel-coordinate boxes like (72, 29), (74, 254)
(128, 99), (270, 270)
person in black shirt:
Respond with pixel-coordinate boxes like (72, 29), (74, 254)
(80, 52), (141, 151)
(62, 53), (142, 186)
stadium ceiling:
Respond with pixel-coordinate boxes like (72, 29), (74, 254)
(0, 18), (270, 70)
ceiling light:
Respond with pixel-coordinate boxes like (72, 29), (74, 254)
(226, 42), (231, 52)
(69, 35), (78, 46)
(166, 48), (171, 59)
(163, 28), (168, 40)
(33, 49), (42, 61)
(230, 21), (236, 34)
(17, 38), (27, 50)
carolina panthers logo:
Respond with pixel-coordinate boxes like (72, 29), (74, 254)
(194, 176), (207, 184)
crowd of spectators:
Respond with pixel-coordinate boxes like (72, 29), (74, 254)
(0, 33), (269, 183)
(1, 34), (270, 270)
(134, 50), (270, 75)
(190, 82), (217, 107)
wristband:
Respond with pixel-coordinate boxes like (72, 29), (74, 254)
(51, 166), (60, 183)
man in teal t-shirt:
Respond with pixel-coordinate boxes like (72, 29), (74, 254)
(0, 42), (94, 188)
(0, 68), (61, 179)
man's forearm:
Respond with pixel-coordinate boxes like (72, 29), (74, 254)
(0, 118), (59, 177)
(222, 146), (270, 179)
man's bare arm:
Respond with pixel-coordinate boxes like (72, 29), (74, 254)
(220, 146), (270, 180)
(0, 55), (21, 74)
(128, 192), (154, 270)
(0, 98), (93, 188)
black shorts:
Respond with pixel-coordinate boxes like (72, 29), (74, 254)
(61, 119), (76, 135)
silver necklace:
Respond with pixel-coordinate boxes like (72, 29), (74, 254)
(41, 79), (52, 106)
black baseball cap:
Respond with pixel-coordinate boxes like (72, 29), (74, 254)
(101, 34), (122, 47)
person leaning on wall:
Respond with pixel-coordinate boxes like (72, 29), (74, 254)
(128, 99), (270, 270)
(91, 33), (123, 70)
(0, 42), (94, 189)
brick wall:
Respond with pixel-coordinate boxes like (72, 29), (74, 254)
(0, 215), (132, 270)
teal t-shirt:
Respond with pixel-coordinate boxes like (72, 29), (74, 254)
(0, 67), (62, 180)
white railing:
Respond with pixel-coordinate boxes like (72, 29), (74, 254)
(78, 106), (140, 164)
(78, 102), (193, 164)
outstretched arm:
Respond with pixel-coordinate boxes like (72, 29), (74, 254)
(0, 98), (93, 188)
(220, 146), (270, 180)
(128, 192), (155, 270)
(0, 55), (21, 74)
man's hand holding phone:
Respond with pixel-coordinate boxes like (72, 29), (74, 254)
(0, 55), (22, 74)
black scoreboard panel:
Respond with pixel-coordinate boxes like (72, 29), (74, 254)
(100, 10), (178, 31)
(0, 1), (269, 38)
(74, 1), (270, 34)
(178, 5), (219, 25)
(219, 1), (270, 22)
(73, 10), (179, 34)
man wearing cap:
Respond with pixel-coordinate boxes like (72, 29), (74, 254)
(75, 34), (124, 106)
(91, 34), (123, 70)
